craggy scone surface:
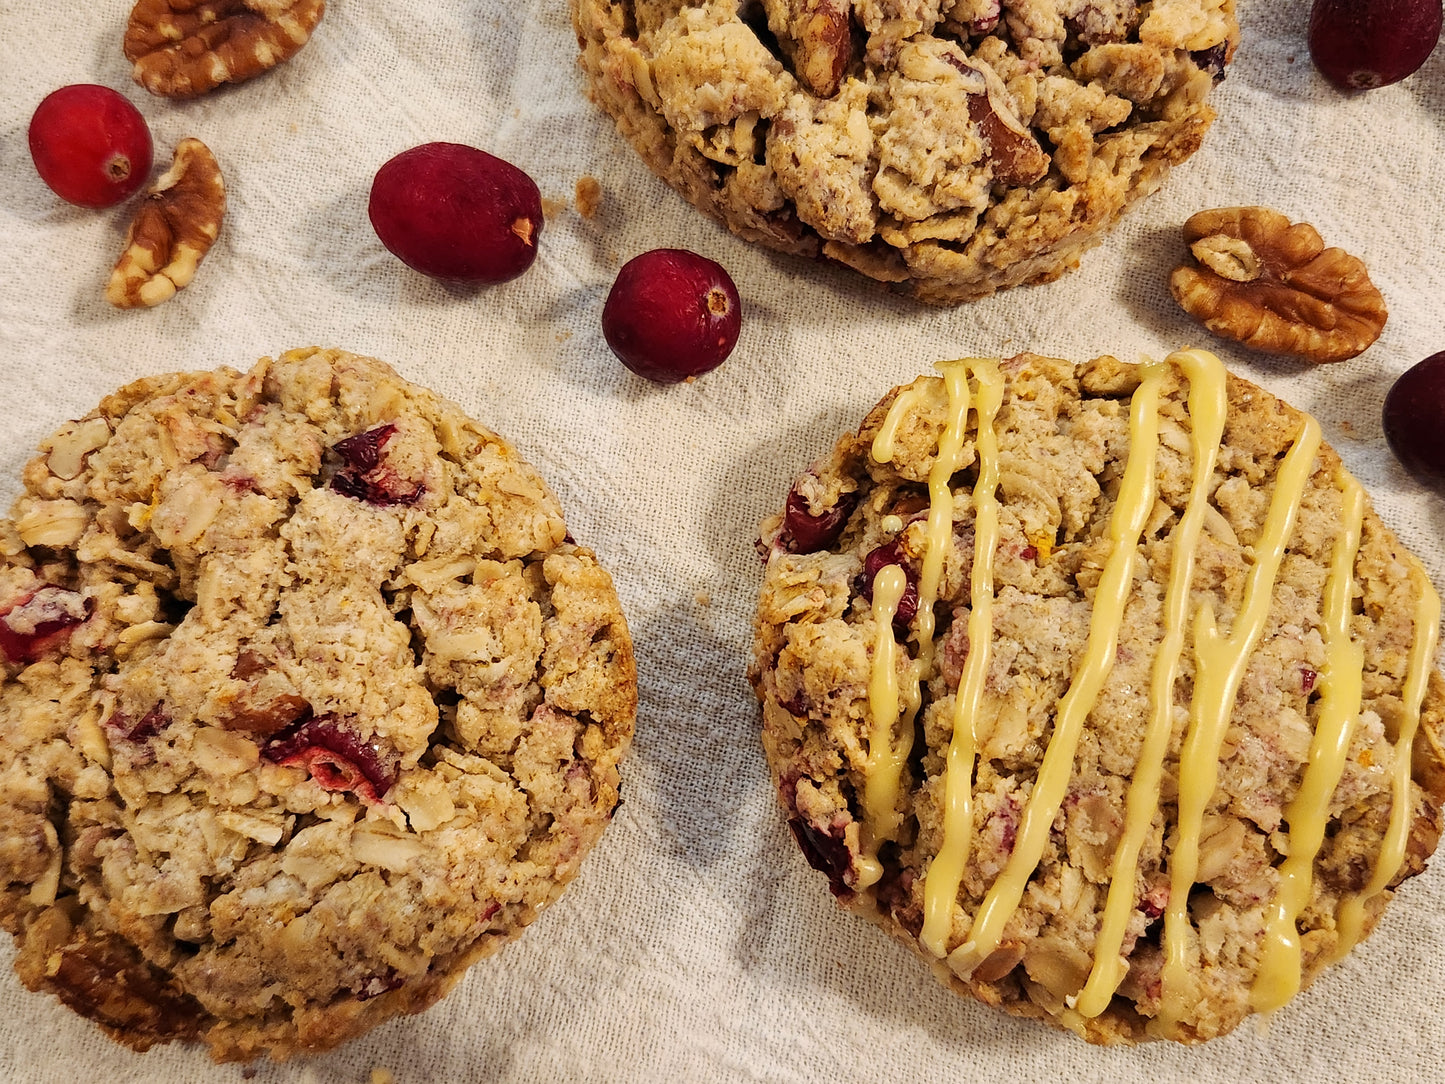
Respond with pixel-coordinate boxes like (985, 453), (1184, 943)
(751, 350), (1445, 1042)
(573, 0), (1238, 304)
(0, 348), (636, 1060)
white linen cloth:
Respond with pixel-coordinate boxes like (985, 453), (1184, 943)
(2, 2), (1444, 1081)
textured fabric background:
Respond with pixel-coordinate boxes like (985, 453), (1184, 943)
(2, 2), (1444, 1081)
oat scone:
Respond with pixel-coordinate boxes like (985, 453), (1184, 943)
(0, 348), (636, 1061)
(750, 348), (1445, 1042)
(573, 0), (1238, 305)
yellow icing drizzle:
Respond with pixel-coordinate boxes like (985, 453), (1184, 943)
(872, 384), (932, 465)
(1328, 557), (1442, 962)
(919, 362), (1004, 957)
(1073, 348), (1228, 1018)
(861, 361), (999, 888)
(947, 359), (1167, 978)
(860, 564), (908, 888)
(1155, 410), (1322, 1035)
(1251, 467), (1366, 1013)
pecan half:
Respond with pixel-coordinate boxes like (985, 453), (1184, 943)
(1169, 206), (1387, 363)
(106, 138), (225, 310)
(792, 0), (851, 98)
(124, 0), (326, 99)
(944, 53), (1050, 187)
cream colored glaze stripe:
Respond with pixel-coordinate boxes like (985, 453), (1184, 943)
(871, 384), (930, 465)
(919, 362), (1005, 957)
(860, 363), (989, 888)
(946, 360), (1166, 977)
(1071, 348), (1228, 1018)
(1251, 466), (1366, 1013)
(861, 564), (909, 888)
(911, 363), (980, 713)
(1329, 556), (1442, 962)
(1155, 412), (1323, 1035)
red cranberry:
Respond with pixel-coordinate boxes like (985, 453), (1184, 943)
(329, 424), (424, 506)
(28, 85), (153, 208)
(781, 487), (857, 553)
(859, 541), (919, 627)
(787, 816), (854, 899)
(368, 142), (543, 283)
(108, 703), (171, 743)
(1384, 352), (1445, 486)
(601, 248), (741, 383)
(1309, 0), (1443, 90)
(0, 587), (90, 664)
(263, 713), (399, 805)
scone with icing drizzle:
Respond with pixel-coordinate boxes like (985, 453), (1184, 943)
(573, 0), (1238, 304)
(750, 349), (1445, 1042)
(0, 348), (636, 1060)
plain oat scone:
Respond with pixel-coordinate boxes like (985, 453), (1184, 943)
(0, 348), (636, 1061)
(750, 348), (1445, 1042)
(573, 0), (1239, 304)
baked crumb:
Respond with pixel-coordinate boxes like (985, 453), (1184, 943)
(575, 175), (602, 219)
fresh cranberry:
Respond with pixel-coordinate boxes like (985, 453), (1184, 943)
(0, 587), (90, 664)
(601, 248), (742, 383)
(368, 142), (543, 283)
(329, 424), (423, 507)
(1309, 0), (1443, 90)
(781, 487), (856, 553)
(858, 541), (919, 627)
(1384, 352), (1445, 486)
(28, 85), (153, 208)
(263, 714), (399, 805)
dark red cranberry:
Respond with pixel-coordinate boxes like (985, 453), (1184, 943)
(601, 248), (742, 383)
(1383, 352), (1445, 487)
(859, 541), (919, 627)
(330, 424), (423, 507)
(263, 713), (399, 805)
(781, 487), (857, 554)
(1300, 667), (1319, 694)
(787, 817), (854, 899)
(0, 587), (90, 664)
(353, 970), (404, 1000)
(1190, 43), (1229, 80)
(368, 142), (543, 283)
(108, 703), (171, 742)
(28, 85), (153, 208)
(1309, 0), (1443, 90)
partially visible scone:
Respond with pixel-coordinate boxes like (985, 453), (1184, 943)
(750, 348), (1445, 1042)
(573, 0), (1238, 304)
(0, 348), (636, 1061)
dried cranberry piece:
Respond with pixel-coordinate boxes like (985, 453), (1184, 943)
(262, 713), (399, 805)
(353, 970), (404, 1001)
(108, 703), (171, 742)
(781, 487), (857, 554)
(329, 425), (423, 507)
(0, 586), (91, 664)
(1190, 43), (1229, 81)
(858, 541), (918, 627)
(1300, 667), (1319, 694)
(787, 817), (854, 899)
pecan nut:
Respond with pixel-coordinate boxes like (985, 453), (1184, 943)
(106, 138), (226, 309)
(124, 0), (326, 99)
(1169, 206), (1387, 363)
(944, 52), (1050, 187)
(792, 0), (851, 99)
